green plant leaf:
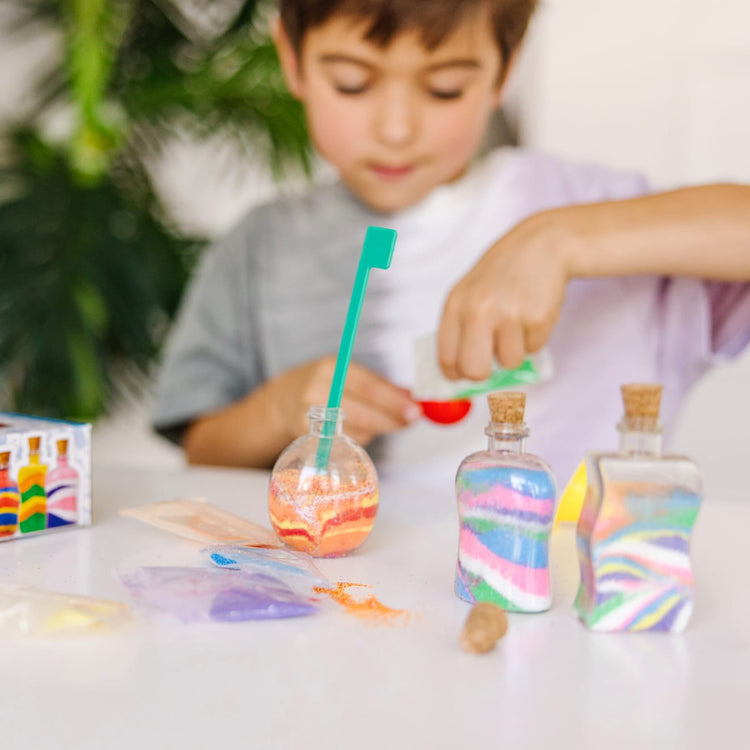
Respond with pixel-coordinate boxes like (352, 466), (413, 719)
(0, 1), (310, 420)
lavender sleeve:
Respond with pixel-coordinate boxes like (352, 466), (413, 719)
(704, 281), (750, 358)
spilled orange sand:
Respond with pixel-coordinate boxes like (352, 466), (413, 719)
(314, 582), (411, 625)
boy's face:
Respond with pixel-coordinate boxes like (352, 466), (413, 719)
(276, 9), (507, 213)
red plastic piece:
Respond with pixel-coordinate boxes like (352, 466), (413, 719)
(418, 399), (472, 425)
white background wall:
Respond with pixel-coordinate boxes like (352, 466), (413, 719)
(2, 2), (749, 498)
(515, 0), (750, 187)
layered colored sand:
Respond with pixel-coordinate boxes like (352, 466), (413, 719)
(574, 480), (700, 632)
(269, 468), (378, 558)
(0, 481), (20, 538)
(18, 463), (46, 534)
(455, 462), (556, 613)
(46, 466), (78, 527)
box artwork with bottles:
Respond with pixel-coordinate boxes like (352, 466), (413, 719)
(0, 413), (91, 542)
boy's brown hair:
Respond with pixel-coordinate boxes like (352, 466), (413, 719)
(279, 0), (538, 66)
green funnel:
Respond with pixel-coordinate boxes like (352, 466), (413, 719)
(315, 226), (397, 471)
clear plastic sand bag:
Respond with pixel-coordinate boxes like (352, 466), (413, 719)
(120, 566), (319, 623)
(203, 545), (329, 591)
(0, 584), (132, 637)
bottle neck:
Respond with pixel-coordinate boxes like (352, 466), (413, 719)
(617, 417), (663, 457)
(308, 406), (344, 437)
(485, 421), (530, 454)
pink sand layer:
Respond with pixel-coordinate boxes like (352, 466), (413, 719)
(458, 487), (554, 517)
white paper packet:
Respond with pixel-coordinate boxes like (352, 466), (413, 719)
(412, 332), (554, 401)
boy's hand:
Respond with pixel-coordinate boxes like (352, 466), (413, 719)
(269, 356), (422, 446)
(438, 213), (571, 379)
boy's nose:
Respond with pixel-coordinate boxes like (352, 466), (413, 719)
(373, 86), (417, 148)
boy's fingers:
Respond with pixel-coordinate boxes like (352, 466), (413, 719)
(456, 318), (494, 380)
(437, 306), (461, 379)
(494, 321), (526, 370)
(345, 427), (374, 447)
(340, 393), (411, 442)
(524, 320), (553, 354)
(345, 363), (421, 425)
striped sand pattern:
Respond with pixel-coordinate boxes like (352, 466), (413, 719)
(0, 450), (20, 539)
(18, 463), (46, 534)
(575, 482), (700, 632)
(45, 471), (78, 527)
(456, 463), (556, 612)
(269, 468), (378, 557)
(0, 483), (20, 538)
(46, 439), (79, 527)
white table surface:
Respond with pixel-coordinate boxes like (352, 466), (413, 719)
(0, 463), (747, 750)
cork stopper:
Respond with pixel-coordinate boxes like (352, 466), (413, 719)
(460, 602), (508, 654)
(28, 436), (41, 452)
(621, 383), (662, 420)
(487, 391), (526, 424)
(56, 439), (69, 455)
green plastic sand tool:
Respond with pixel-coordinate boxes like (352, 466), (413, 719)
(315, 226), (398, 472)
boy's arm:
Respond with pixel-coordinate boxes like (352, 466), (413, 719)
(183, 357), (421, 469)
(562, 184), (750, 280)
(438, 184), (750, 379)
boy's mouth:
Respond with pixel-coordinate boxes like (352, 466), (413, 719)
(369, 163), (415, 180)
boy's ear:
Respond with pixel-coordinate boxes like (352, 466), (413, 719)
(272, 16), (305, 99)
(491, 48), (521, 109)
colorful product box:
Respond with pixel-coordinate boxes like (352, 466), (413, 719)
(0, 413), (91, 542)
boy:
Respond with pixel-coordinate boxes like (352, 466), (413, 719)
(151, 0), (750, 488)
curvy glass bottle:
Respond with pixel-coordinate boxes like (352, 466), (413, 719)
(575, 384), (702, 632)
(268, 406), (378, 558)
(455, 393), (557, 613)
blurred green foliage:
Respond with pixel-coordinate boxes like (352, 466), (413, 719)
(0, 0), (311, 420)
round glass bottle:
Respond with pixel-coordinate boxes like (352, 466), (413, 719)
(268, 406), (379, 557)
(455, 392), (557, 613)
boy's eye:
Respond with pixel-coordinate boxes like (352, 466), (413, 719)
(334, 84), (369, 95)
(429, 89), (464, 101)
